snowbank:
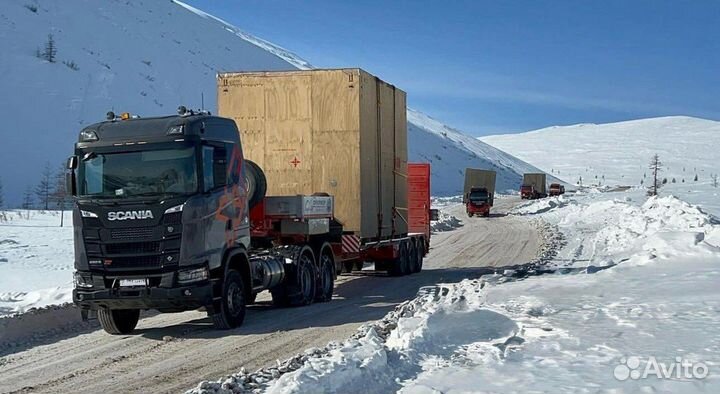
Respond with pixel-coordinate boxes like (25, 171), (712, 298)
(430, 211), (463, 233)
(0, 211), (73, 317)
(513, 192), (720, 268)
(189, 191), (720, 393)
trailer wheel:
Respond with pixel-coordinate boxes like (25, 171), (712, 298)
(245, 160), (267, 209)
(98, 309), (140, 335)
(211, 269), (247, 329)
(390, 241), (410, 276)
(271, 245), (316, 307)
(416, 237), (425, 273)
(409, 241), (420, 274)
(402, 241), (412, 275)
(315, 250), (335, 302)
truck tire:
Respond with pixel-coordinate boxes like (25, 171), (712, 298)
(211, 269), (246, 329)
(389, 241), (410, 276)
(315, 249), (335, 302)
(245, 160), (267, 209)
(271, 245), (316, 307)
(416, 237), (425, 273)
(401, 241), (412, 275)
(98, 309), (140, 335)
(409, 241), (420, 274)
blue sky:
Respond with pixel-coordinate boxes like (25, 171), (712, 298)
(185, 0), (720, 136)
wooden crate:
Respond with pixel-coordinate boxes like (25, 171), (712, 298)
(218, 69), (408, 239)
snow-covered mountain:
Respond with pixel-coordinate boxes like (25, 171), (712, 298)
(481, 116), (720, 216)
(0, 0), (544, 204)
(408, 109), (560, 195)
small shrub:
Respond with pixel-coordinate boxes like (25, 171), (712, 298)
(63, 60), (79, 70)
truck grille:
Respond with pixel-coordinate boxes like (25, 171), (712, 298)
(162, 212), (182, 225)
(105, 241), (160, 255)
(105, 255), (170, 270)
(110, 227), (154, 240)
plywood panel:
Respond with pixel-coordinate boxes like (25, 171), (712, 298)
(378, 80), (395, 237)
(359, 70), (379, 238)
(394, 89), (408, 235)
(311, 70), (361, 233)
(217, 76), (266, 168)
(262, 75), (313, 195)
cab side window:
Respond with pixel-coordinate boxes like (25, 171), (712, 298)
(202, 145), (228, 192)
(202, 146), (215, 192)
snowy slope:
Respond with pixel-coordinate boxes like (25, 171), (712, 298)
(481, 116), (720, 216)
(190, 190), (720, 393)
(0, 0), (547, 203)
(408, 109), (561, 195)
(0, 0), (298, 206)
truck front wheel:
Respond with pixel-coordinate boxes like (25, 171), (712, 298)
(211, 270), (246, 329)
(98, 309), (140, 335)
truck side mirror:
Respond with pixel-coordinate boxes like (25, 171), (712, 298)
(66, 156), (78, 197)
(67, 155), (78, 170)
(429, 209), (439, 221)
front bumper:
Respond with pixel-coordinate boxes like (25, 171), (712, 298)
(73, 280), (213, 311)
(466, 203), (490, 214)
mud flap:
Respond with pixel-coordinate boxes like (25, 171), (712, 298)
(81, 309), (97, 321)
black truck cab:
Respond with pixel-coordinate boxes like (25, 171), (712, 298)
(68, 110), (256, 333)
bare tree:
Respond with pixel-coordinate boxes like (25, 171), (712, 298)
(22, 186), (34, 218)
(52, 162), (69, 226)
(712, 174), (719, 188)
(647, 154), (662, 197)
(44, 34), (57, 62)
(35, 162), (53, 210)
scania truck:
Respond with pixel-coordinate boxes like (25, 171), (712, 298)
(68, 69), (435, 335)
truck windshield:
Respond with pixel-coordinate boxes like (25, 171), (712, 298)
(78, 147), (198, 198)
(469, 190), (489, 202)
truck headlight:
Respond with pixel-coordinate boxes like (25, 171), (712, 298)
(81, 210), (98, 218)
(177, 267), (209, 284)
(164, 204), (184, 214)
(74, 272), (94, 289)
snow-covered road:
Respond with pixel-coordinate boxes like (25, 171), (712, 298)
(0, 197), (542, 393)
(197, 189), (718, 394)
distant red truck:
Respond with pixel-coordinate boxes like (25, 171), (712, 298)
(549, 183), (565, 196)
(464, 168), (496, 218)
(520, 173), (548, 200)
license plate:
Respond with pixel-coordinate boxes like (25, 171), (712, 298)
(119, 278), (147, 287)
